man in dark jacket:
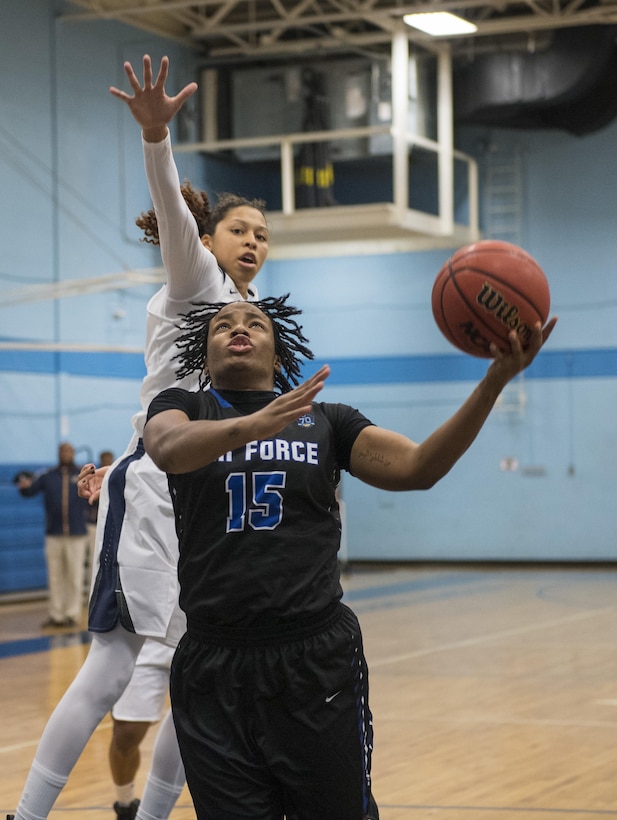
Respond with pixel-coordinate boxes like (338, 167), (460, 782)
(18, 442), (89, 628)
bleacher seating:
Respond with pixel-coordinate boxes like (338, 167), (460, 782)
(0, 464), (47, 594)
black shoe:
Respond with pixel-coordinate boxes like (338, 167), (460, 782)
(40, 618), (64, 628)
(113, 799), (140, 820)
(7, 814), (15, 819)
(364, 793), (379, 819)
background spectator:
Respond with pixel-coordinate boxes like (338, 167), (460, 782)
(17, 442), (90, 628)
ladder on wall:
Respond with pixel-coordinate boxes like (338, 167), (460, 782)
(484, 145), (523, 247)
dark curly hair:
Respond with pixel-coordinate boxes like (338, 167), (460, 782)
(135, 182), (266, 245)
(173, 295), (314, 394)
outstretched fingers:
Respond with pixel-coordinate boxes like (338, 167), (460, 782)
(109, 60), (143, 101)
(293, 365), (330, 406)
(258, 365), (330, 436)
(282, 365), (330, 412)
(127, 58), (145, 91)
(173, 82), (199, 108)
(109, 53), (197, 131)
(108, 55), (164, 100)
(151, 54), (169, 89)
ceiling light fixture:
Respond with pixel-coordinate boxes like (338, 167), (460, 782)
(403, 11), (477, 36)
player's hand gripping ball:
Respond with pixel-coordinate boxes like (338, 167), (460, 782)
(431, 240), (551, 358)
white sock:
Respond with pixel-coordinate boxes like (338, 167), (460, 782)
(15, 759), (68, 820)
(115, 781), (136, 805)
(136, 711), (185, 820)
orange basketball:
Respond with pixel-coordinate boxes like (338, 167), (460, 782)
(431, 240), (551, 358)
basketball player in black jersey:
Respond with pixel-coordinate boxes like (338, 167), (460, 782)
(143, 295), (556, 820)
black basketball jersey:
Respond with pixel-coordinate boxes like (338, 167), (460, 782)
(146, 386), (373, 627)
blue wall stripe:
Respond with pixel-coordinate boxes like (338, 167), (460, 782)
(308, 348), (617, 383)
(0, 347), (615, 383)
(0, 349), (146, 379)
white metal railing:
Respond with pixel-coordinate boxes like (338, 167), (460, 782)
(175, 124), (478, 234)
(175, 40), (478, 239)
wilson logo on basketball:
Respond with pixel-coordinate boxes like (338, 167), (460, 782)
(476, 282), (534, 344)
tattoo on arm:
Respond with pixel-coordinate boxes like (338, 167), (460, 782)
(355, 448), (392, 468)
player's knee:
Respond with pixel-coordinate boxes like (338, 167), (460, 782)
(112, 718), (152, 752)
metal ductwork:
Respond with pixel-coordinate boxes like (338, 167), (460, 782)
(453, 26), (617, 135)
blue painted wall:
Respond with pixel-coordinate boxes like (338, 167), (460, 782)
(0, 1), (615, 592)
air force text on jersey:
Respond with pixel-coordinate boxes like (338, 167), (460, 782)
(217, 438), (319, 465)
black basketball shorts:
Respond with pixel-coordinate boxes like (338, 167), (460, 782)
(171, 602), (378, 820)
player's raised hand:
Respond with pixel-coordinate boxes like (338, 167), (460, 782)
(487, 316), (558, 388)
(249, 365), (331, 440)
(109, 54), (197, 138)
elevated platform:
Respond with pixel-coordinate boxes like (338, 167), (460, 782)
(175, 39), (479, 259)
(266, 202), (479, 259)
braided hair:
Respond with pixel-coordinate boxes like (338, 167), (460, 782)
(173, 294), (314, 393)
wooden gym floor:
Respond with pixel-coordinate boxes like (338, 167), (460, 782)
(2, 563), (617, 819)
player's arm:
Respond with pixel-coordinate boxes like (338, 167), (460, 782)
(110, 55), (217, 301)
(350, 320), (556, 491)
(141, 131), (216, 302)
(350, 380), (500, 491)
(144, 366), (331, 474)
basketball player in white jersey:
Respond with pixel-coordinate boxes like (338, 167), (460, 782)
(9, 54), (270, 820)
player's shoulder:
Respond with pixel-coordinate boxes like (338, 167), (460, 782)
(312, 400), (354, 418)
(148, 386), (203, 418)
